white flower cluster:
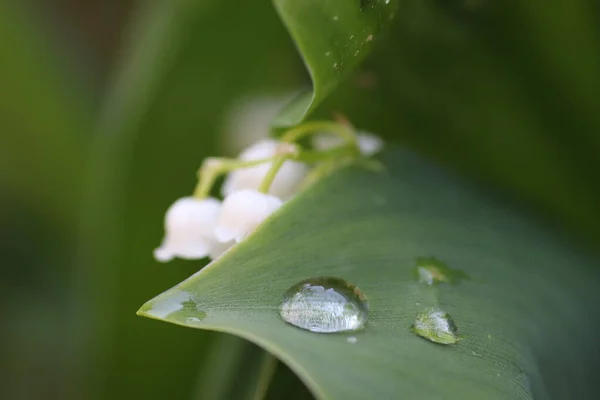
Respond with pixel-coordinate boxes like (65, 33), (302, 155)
(154, 129), (383, 263)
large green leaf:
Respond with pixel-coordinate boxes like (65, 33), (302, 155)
(138, 150), (600, 399)
(309, 0), (600, 242)
(271, 0), (398, 127)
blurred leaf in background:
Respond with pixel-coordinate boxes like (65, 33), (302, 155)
(318, 0), (600, 244)
(75, 1), (305, 400)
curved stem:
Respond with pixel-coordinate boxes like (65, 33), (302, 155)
(258, 154), (288, 194)
(294, 145), (358, 163)
(193, 157), (274, 199)
(280, 121), (358, 149)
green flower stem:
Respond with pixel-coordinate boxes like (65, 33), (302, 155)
(193, 157), (273, 199)
(280, 121), (359, 149)
(258, 154), (288, 194)
(294, 144), (358, 163)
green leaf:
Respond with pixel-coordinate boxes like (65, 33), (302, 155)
(271, 0), (399, 128)
(310, 0), (600, 242)
(138, 149), (600, 399)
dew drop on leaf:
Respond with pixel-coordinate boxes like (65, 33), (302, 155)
(415, 257), (468, 285)
(279, 277), (369, 333)
(411, 308), (460, 344)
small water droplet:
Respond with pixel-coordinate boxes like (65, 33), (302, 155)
(347, 336), (358, 344)
(325, 51), (331, 57)
(349, 34), (355, 40)
(279, 277), (369, 333)
(415, 257), (468, 285)
(354, 50), (360, 57)
(146, 290), (193, 318)
(471, 350), (483, 358)
(487, 333), (492, 340)
(411, 308), (460, 344)
(333, 62), (341, 71)
(366, 34), (373, 42)
(185, 316), (204, 324)
(333, 15), (339, 21)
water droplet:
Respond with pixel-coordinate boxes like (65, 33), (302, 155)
(415, 257), (468, 285)
(185, 316), (205, 324)
(366, 34), (373, 42)
(411, 308), (460, 344)
(385, 0), (391, 4)
(347, 336), (358, 344)
(279, 277), (369, 333)
(354, 50), (360, 57)
(325, 51), (331, 57)
(333, 15), (339, 21)
(333, 62), (340, 71)
(349, 34), (355, 40)
(146, 290), (193, 318)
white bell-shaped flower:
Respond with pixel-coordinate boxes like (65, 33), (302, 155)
(312, 131), (384, 156)
(221, 139), (308, 200)
(154, 197), (224, 262)
(215, 189), (283, 243)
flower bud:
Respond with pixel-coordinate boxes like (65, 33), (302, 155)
(222, 139), (308, 200)
(154, 197), (223, 262)
(215, 189), (283, 243)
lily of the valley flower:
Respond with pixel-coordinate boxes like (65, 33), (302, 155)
(154, 197), (229, 262)
(312, 131), (384, 156)
(215, 189), (283, 243)
(221, 139), (308, 200)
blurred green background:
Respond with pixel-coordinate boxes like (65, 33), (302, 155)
(1, 0), (599, 399)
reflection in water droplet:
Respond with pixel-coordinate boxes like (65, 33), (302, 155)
(185, 316), (206, 324)
(146, 290), (207, 322)
(415, 257), (468, 285)
(279, 277), (369, 333)
(347, 336), (358, 344)
(146, 290), (193, 318)
(411, 308), (460, 344)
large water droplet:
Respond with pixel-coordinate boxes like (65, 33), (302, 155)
(411, 308), (460, 344)
(279, 277), (369, 333)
